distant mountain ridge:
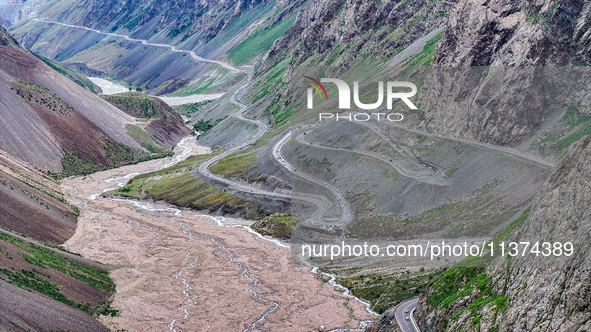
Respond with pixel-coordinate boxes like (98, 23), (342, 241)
(0, 24), (23, 49)
(0, 25), (190, 175)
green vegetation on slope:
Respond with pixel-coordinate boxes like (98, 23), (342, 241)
(251, 213), (302, 239)
(59, 151), (106, 177)
(8, 81), (169, 178)
(125, 124), (169, 154)
(32, 53), (99, 93)
(404, 30), (445, 67)
(207, 1), (276, 49)
(192, 118), (225, 136)
(172, 100), (214, 116)
(335, 268), (441, 314)
(163, 66), (236, 97)
(423, 207), (531, 330)
(55, 141), (170, 179)
(534, 106), (591, 157)
(227, 12), (298, 66)
(0, 231), (115, 316)
(101, 92), (171, 119)
(113, 154), (267, 219)
(210, 151), (257, 178)
(425, 266), (507, 330)
(553, 106), (591, 148)
(10, 80), (73, 116)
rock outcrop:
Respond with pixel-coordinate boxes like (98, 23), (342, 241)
(416, 0), (591, 146)
(264, 0), (453, 71)
(418, 136), (591, 331)
(435, 0), (591, 66)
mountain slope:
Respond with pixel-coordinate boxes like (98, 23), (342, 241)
(0, 149), (78, 245)
(411, 0), (591, 148)
(8, 0), (301, 95)
(0, 279), (109, 332)
(404, 0), (591, 330)
(0, 26), (169, 173)
(418, 136), (591, 332)
(101, 92), (191, 150)
(435, 0), (591, 66)
(0, 25), (122, 331)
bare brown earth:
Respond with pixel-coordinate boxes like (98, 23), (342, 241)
(62, 141), (374, 332)
(0, 148), (77, 244)
(0, 279), (110, 332)
(0, 45), (143, 171)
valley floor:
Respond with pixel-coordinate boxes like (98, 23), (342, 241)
(60, 139), (372, 331)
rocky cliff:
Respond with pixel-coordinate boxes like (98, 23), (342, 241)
(435, 0), (591, 66)
(418, 135), (591, 331)
(0, 24), (23, 49)
(416, 0), (591, 147)
(412, 2), (591, 329)
(264, 0), (452, 71)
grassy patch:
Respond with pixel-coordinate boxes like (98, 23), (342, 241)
(9, 80), (73, 116)
(0, 231), (115, 315)
(227, 12), (297, 65)
(172, 100), (214, 116)
(10, 80), (49, 92)
(163, 66), (235, 97)
(251, 56), (290, 104)
(113, 154), (267, 219)
(210, 151), (257, 178)
(101, 92), (171, 119)
(422, 207), (532, 329)
(490, 207), (530, 243)
(553, 106), (591, 149)
(404, 30), (445, 67)
(52, 141), (170, 179)
(336, 268), (441, 314)
(125, 124), (169, 154)
(192, 117), (225, 136)
(425, 266), (506, 330)
(251, 213), (302, 239)
(59, 151), (106, 177)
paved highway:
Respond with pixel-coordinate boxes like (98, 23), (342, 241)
(395, 298), (420, 332)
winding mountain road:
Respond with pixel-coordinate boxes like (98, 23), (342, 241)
(395, 298), (420, 332)
(30, 19), (563, 332)
(70, 138), (283, 332)
(289, 123), (449, 185)
(272, 130), (354, 224)
(388, 123), (555, 168)
(33, 17), (360, 226)
(32, 19), (240, 72)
